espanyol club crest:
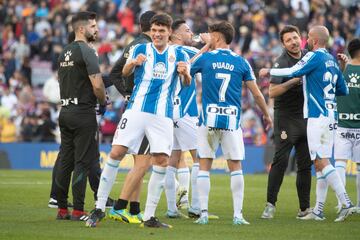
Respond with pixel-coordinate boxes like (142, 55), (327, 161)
(169, 55), (175, 63)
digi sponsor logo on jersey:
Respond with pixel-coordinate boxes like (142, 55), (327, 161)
(339, 113), (360, 121)
(61, 97), (78, 106)
(153, 62), (167, 79)
(212, 62), (234, 71)
(206, 105), (237, 116)
(60, 50), (74, 67)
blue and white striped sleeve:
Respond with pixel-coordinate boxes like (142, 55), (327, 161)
(270, 52), (317, 78)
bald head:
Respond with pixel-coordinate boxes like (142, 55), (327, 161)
(307, 25), (329, 50)
(310, 26), (329, 42)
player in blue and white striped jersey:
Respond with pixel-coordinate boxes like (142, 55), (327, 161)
(87, 13), (192, 229)
(164, 19), (212, 219)
(191, 21), (272, 225)
(260, 26), (354, 222)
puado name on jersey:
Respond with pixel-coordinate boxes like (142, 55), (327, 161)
(212, 62), (234, 71)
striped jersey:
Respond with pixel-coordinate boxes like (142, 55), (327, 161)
(337, 64), (360, 128)
(126, 43), (189, 118)
(173, 45), (199, 119)
(270, 48), (348, 118)
(191, 48), (255, 130)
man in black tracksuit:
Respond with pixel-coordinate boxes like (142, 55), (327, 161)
(55, 11), (107, 220)
(48, 31), (113, 210)
(105, 10), (156, 221)
(261, 25), (312, 219)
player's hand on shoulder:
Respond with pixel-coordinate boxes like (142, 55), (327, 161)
(259, 68), (270, 78)
(337, 53), (349, 71)
(337, 53), (349, 63)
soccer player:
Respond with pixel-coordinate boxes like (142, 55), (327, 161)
(260, 25), (354, 222)
(106, 10), (156, 224)
(56, 11), (107, 220)
(165, 19), (208, 218)
(191, 21), (272, 225)
(261, 25), (312, 219)
(334, 38), (360, 214)
(86, 13), (191, 228)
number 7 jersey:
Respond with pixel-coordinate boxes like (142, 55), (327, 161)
(191, 49), (255, 130)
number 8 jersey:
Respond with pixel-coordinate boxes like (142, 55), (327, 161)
(191, 49), (255, 130)
(270, 48), (348, 118)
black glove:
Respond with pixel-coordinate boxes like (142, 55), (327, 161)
(96, 104), (107, 115)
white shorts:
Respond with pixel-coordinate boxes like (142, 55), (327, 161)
(197, 125), (245, 160)
(173, 114), (198, 151)
(112, 110), (173, 156)
(307, 114), (336, 160)
(334, 127), (360, 163)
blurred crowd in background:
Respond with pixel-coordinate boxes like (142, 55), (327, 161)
(0, 0), (359, 145)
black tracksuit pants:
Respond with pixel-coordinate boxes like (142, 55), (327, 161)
(267, 112), (312, 211)
(55, 111), (99, 211)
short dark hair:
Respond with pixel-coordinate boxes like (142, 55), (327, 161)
(140, 11), (156, 32)
(172, 19), (186, 31)
(150, 13), (173, 29)
(71, 11), (97, 31)
(208, 21), (234, 44)
(348, 38), (360, 58)
(279, 25), (300, 43)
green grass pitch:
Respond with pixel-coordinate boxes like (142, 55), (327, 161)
(0, 170), (359, 240)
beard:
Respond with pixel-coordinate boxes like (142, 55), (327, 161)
(85, 31), (96, 43)
(307, 42), (313, 51)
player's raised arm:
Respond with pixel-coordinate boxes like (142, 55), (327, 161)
(189, 33), (211, 63)
(122, 53), (146, 77)
(260, 52), (318, 79)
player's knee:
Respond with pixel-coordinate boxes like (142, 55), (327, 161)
(227, 160), (242, 172)
(152, 153), (169, 167)
(110, 146), (127, 160)
(133, 162), (151, 175)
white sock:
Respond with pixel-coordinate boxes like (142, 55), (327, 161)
(231, 170), (244, 218)
(357, 164), (360, 207)
(96, 157), (119, 211)
(335, 161), (347, 207)
(191, 163), (200, 210)
(313, 171), (328, 215)
(197, 170), (210, 218)
(177, 167), (190, 202)
(323, 164), (352, 208)
(164, 166), (177, 213)
(175, 178), (179, 192)
(143, 166), (166, 221)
